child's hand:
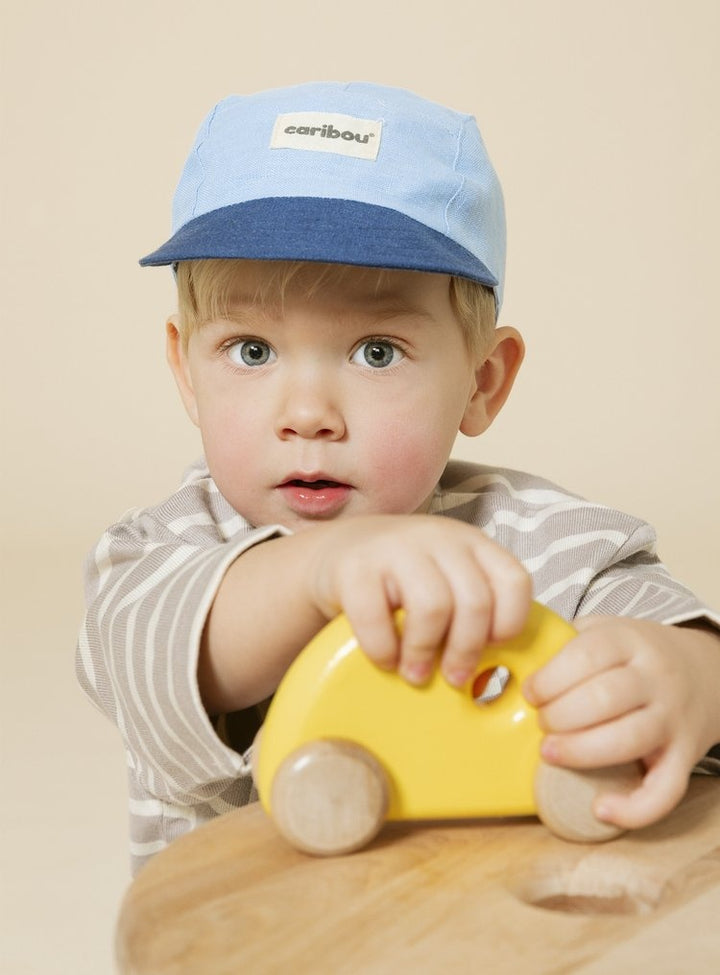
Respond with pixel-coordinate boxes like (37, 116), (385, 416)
(309, 514), (532, 688)
(523, 617), (720, 829)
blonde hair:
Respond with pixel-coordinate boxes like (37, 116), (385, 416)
(175, 259), (496, 355)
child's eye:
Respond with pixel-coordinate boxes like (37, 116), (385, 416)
(351, 340), (404, 369)
(227, 339), (276, 367)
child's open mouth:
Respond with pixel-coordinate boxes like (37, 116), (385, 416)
(278, 477), (352, 517)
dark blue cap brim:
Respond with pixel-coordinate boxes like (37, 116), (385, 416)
(139, 197), (498, 287)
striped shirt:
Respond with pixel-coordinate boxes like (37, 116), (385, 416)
(76, 459), (720, 874)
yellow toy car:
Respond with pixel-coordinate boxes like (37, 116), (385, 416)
(253, 602), (640, 854)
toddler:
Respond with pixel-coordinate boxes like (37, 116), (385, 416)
(76, 82), (720, 874)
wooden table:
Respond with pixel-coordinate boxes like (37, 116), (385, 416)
(116, 776), (720, 974)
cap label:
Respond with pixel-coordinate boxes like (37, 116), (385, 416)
(270, 112), (382, 160)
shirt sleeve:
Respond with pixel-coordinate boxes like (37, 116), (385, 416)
(75, 482), (289, 808)
(434, 460), (720, 632)
(574, 525), (720, 630)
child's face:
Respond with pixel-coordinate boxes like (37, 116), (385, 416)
(168, 263), (497, 531)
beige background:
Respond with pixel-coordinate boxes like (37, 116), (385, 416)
(2, 1), (718, 972)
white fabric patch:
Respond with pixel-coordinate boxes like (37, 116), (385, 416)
(270, 112), (382, 160)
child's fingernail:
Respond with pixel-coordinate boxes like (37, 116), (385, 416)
(444, 668), (471, 688)
(402, 662), (432, 685)
(541, 738), (559, 762)
(376, 659), (396, 672)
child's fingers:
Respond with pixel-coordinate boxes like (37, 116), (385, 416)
(470, 539), (533, 642)
(342, 551), (456, 679)
(338, 574), (404, 671)
(392, 539), (531, 686)
(436, 549), (531, 686)
(319, 517), (532, 686)
(540, 706), (666, 769)
(435, 553), (495, 687)
(536, 664), (647, 733)
(523, 623), (631, 706)
(593, 747), (691, 830)
(395, 566), (456, 683)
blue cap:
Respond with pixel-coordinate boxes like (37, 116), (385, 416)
(140, 82), (506, 313)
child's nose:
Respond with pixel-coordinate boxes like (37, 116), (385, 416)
(274, 375), (346, 441)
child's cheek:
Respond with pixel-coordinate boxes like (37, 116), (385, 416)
(366, 422), (453, 513)
(197, 404), (257, 480)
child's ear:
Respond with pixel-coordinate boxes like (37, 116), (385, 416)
(166, 317), (200, 426)
(460, 326), (525, 437)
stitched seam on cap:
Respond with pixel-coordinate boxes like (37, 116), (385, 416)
(191, 104), (219, 219)
(444, 118), (468, 236)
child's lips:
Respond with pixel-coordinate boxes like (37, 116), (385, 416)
(277, 476), (353, 517)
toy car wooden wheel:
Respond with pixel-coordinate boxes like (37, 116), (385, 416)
(534, 760), (643, 843)
(270, 739), (390, 855)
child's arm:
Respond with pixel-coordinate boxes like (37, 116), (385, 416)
(523, 617), (720, 829)
(198, 513), (533, 714)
